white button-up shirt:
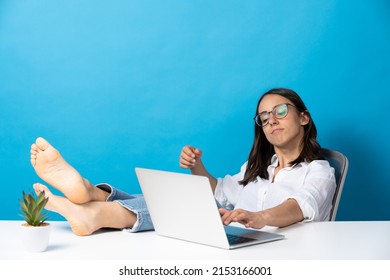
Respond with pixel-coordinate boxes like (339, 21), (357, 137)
(214, 155), (336, 221)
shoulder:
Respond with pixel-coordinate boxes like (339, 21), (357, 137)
(304, 159), (335, 179)
(307, 159), (332, 169)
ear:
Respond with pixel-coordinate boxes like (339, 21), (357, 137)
(300, 111), (310, 126)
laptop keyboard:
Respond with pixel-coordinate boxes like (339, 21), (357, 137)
(226, 233), (255, 245)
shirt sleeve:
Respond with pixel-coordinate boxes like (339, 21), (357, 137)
(214, 163), (247, 210)
(287, 160), (336, 221)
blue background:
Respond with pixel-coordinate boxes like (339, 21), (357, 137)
(1, 0), (389, 222)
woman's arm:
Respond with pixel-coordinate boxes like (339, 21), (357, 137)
(179, 145), (217, 192)
(219, 198), (304, 229)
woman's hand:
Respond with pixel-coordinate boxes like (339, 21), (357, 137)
(219, 208), (267, 229)
(179, 145), (217, 191)
(179, 145), (202, 169)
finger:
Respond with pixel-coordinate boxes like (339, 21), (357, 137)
(179, 157), (195, 168)
(219, 209), (232, 225)
(179, 146), (195, 167)
(222, 210), (241, 225)
(184, 145), (203, 160)
(232, 212), (249, 223)
(244, 221), (254, 228)
(183, 145), (197, 158)
(180, 151), (196, 163)
(193, 148), (202, 158)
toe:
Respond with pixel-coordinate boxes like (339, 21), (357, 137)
(33, 183), (41, 194)
(30, 143), (38, 153)
(36, 137), (51, 151)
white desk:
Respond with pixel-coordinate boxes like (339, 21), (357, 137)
(1, 220), (389, 260)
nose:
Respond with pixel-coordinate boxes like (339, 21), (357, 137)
(268, 113), (279, 125)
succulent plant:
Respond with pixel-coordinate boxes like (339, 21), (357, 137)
(19, 190), (49, 226)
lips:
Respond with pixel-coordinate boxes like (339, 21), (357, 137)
(271, 128), (283, 134)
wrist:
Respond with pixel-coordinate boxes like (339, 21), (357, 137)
(190, 160), (203, 174)
(260, 209), (272, 225)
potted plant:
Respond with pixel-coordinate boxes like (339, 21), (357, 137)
(18, 190), (51, 252)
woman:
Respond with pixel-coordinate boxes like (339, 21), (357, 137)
(30, 88), (335, 236)
(180, 88), (336, 229)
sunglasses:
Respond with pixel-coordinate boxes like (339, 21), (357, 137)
(254, 103), (298, 127)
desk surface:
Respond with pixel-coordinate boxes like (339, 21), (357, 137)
(1, 220), (389, 260)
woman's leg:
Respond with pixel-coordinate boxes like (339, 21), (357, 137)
(30, 137), (108, 203)
(30, 137), (151, 235)
(33, 183), (137, 236)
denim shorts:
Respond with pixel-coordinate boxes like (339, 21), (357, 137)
(95, 183), (154, 233)
(95, 183), (224, 233)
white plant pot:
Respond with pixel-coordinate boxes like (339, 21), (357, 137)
(21, 222), (51, 252)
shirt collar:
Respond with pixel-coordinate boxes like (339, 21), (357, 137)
(269, 154), (306, 170)
(270, 154), (279, 167)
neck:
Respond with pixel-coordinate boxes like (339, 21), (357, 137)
(274, 146), (302, 168)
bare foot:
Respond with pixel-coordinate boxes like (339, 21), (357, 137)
(33, 183), (98, 236)
(30, 137), (92, 204)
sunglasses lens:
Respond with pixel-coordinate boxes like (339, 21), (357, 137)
(254, 115), (263, 126)
(260, 114), (269, 126)
(274, 104), (288, 118)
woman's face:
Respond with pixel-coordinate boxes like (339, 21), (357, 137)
(258, 94), (309, 150)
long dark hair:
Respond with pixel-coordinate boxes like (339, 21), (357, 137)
(239, 88), (323, 186)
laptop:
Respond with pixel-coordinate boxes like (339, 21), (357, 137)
(135, 167), (285, 249)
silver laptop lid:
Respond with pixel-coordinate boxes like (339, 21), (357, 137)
(135, 167), (230, 249)
(135, 167), (284, 249)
